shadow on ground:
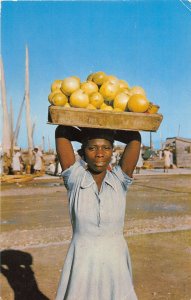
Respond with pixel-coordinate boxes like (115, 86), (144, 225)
(1, 249), (50, 300)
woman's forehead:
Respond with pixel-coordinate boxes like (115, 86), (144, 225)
(86, 139), (112, 146)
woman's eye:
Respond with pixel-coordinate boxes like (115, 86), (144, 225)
(88, 147), (96, 151)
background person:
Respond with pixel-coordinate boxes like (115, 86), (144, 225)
(12, 146), (23, 175)
(55, 125), (141, 300)
(33, 146), (43, 174)
(163, 147), (171, 173)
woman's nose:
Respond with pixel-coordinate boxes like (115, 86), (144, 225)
(95, 148), (104, 156)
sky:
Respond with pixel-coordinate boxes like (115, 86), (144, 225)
(1, 0), (191, 151)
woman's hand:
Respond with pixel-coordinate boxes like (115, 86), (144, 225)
(114, 130), (141, 145)
(55, 125), (82, 142)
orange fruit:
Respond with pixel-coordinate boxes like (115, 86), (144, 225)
(118, 79), (129, 92)
(64, 102), (71, 108)
(61, 77), (80, 96)
(51, 80), (62, 92)
(127, 94), (149, 113)
(100, 104), (113, 111)
(105, 75), (119, 84)
(92, 71), (107, 85)
(48, 89), (61, 104)
(99, 81), (119, 101)
(87, 73), (94, 81)
(103, 105), (113, 111)
(89, 92), (104, 108)
(113, 92), (130, 111)
(100, 103), (107, 110)
(86, 104), (97, 110)
(113, 107), (123, 112)
(129, 86), (146, 97)
(70, 89), (89, 108)
(52, 93), (68, 106)
(81, 81), (98, 95)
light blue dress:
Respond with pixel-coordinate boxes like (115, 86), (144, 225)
(56, 161), (137, 300)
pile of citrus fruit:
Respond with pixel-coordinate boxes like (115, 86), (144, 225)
(48, 71), (159, 113)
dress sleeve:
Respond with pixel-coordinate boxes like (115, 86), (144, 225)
(61, 160), (85, 190)
(112, 165), (133, 191)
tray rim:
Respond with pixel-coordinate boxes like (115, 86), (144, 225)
(47, 105), (163, 132)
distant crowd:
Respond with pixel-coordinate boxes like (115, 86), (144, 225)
(0, 146), (44, 175)
(0, 145), (175, 176)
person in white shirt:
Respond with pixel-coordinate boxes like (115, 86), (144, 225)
(33, 146), (43, 174)
(12, 146), (23, 175)
(163, 148), (171, 173)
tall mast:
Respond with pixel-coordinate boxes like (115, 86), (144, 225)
(32, 120), (36, 140)
(9, 97), (14, 149)
(25, 45), (33, 162)
(0, 56), (11, 156)
(13, 94), (25, 147)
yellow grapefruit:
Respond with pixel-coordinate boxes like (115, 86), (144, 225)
(61, 77), (80, 96)
(121, 88), (131, 96)
(81, 81), (98, 95)
(100, 103), (107, 110)
(52, 93), (68, 106)
(92, 71), (107, 85)
(86, 104), (97, 110)
(129, 86), (146, 97)
(89, 92), (104, 108)
(51, 80), (62, 92)
(127, 94), (149, 113)
(70, 89), (89, 108)
(105, 75), (119, 84)
(119, 79), (129, 92)
(99, 81), (119, 101)
(64, 102), (71, 108)
(113, 107), (123, 112)
(113, 92), (130, 111)
(101, 105), (113, 111)
(48, 89), (61, 104)
(71, 76), (80, 83)
(87, 73), (94, 81)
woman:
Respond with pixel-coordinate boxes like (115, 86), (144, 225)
(33, 146), (43, 174)
(12, 146), (24, 175)
(55, 126), (141, 300)
(163, 147), (171, 173)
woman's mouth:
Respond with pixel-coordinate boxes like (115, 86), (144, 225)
(94, 161), (107, 167)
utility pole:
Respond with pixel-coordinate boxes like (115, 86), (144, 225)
(177, 124), (181, 137)
(149, 132), (153, 150)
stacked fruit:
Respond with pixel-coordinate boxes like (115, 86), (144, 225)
(48, 71), (159, 113)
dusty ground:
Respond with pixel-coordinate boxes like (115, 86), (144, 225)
(1, 171), (191, 300)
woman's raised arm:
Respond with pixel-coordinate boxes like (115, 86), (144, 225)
(55, 125), (82, 171)
(114, 130), (141, 178)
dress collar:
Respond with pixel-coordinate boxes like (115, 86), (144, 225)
(80, 170), (117, 192)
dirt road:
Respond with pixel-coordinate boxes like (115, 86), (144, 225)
(1, 173), (191, 300)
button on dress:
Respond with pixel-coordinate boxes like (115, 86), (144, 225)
(56, 161), (137, 300)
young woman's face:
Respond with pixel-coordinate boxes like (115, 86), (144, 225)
(84, 139), (113, 173)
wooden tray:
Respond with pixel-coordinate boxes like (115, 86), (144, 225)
(48, 105), (163, 132)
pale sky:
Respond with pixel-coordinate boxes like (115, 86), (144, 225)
(1, 0), (191, 150)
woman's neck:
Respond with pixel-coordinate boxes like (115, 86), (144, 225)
(88, 169), (107, 192)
